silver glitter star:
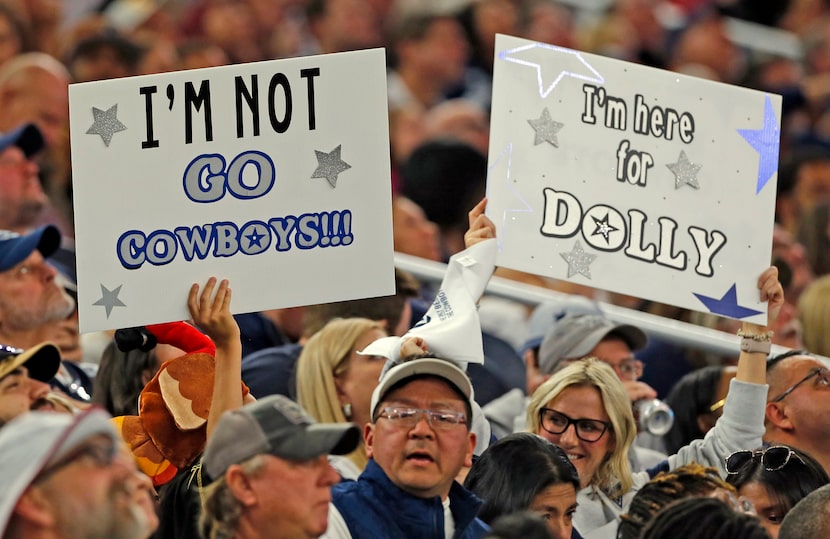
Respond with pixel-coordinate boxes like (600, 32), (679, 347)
(311, 145), (352, 188)
(86, 104), (127, 147)
(560, 241), (597, 279)
(591, 213), (618, 244)
(527, 107), (564, 147)
(92, 284), (126, 318)
(666, 150), (701, 190)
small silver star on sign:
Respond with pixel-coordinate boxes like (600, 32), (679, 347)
(666, 150), (702, 190)
(92, 284), (126, 318)
(311, 145), (352, 188)
(86, 104), (127, 147)
(560, 240), (597, 279)
(527, 107), (564, 147)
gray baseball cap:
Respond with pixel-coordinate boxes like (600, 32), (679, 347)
(203, 395), (360, 481)
(521, 298), (604, 354)
(537, 314), (647, 375)
(0, 408), (118, 534)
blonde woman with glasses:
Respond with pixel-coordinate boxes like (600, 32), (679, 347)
(526, 267), (784, 539)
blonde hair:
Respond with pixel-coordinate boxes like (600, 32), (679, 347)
(296, 317), (385, 471)
(799, 275), (830, 357)
(526, 358), (636, 498)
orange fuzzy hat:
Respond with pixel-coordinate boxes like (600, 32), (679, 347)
(113, 322), (248, 486)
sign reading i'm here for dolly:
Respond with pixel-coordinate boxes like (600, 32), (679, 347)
(486, 34), (780, 324)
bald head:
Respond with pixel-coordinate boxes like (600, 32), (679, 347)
(765, 352), (830, 475)
(0, 52), (70, 149)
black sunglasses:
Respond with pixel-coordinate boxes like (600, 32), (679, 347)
(725, 445), (804, 474)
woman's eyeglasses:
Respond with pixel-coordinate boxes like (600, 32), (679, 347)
(725, 445), (804, 474)
(538, 408), (612, 442)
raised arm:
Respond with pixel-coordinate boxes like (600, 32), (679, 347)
(663, 266), (784, 476)
(736, 266), (784, 384)
(187, 277), (243, 439)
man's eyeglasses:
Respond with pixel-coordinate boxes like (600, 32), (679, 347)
(538, 408), (612, 442)
(725, 445), (804, 475)
(376, 406), (467, 430)
(35, 439), (118, 483)
(771, 367), (829, 403)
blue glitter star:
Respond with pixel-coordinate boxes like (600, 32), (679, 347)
(92, 284), (126, 318)
(693, 284), (763, 319)
(738, 95), (780, 195)
(498, 42), (604, 99)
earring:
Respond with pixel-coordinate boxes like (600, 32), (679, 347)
(342, 403), (352, 419)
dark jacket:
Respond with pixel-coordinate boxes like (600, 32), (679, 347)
(332, 459), (489, 539)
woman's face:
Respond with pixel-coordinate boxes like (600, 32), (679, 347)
(335, 327), (387, 429)
(528, 483), (578, 539)
(537, 385), (616, 489)
(738, 481), (786, 539)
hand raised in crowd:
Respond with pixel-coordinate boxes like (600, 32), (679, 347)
(400, 335), (428, 358)
(464, 197), (496, 248)
(757, 265), (784, 328)
(187, 277), (240, 349)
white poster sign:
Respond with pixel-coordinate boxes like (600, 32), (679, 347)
(487, 34), (780, 323)
(70, 49), (394, 332)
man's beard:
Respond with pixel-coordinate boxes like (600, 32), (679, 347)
(0, 287), (75, 331)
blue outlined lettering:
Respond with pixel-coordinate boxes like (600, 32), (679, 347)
(115, 210), (354, 269)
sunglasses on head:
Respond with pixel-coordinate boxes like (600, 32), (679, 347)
(725, 445), (804, 474)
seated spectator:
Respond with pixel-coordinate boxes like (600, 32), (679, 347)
(617, 463), (739, 539)
(726, 444), (829, 538)
(662, 365), (736, 454)
(464, 432), (578, 539)
(640, 497), (769, 539)
(296, 317), (387, 478)
(92, 337), (162, 417)
(0, 408), (158, 539)
(326, 356), (489, 538)
(199, 395), (360, 539)
(779, 484), (830, 539)
(0, 341), (60, 425)
(764, 350), (830, 475)
(524, 267), (783, 538)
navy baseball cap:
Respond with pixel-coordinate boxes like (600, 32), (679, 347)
(0, 225), (61, 272)
(0, 123), (44, 158)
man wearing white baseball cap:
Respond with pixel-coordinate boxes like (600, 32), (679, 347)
(325, 356), (489, 539)
(0, 408), (157, 539)
(199, 395), (361, 539)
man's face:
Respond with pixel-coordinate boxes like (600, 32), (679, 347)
(0, 366), (51, 424)
(0, 70), (69, 149)
(246, 454), (340, 538)
(26, 434), (157, 539)
(0, 250), (75, 331)
(0, 145), (46, 230)
(768, 356), (830, 446)
(589, 337), (641, 382)
(366, 377), (475, 499)
(411, 18), (469, 87)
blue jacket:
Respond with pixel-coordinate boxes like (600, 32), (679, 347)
(332, 459), (489, 539)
